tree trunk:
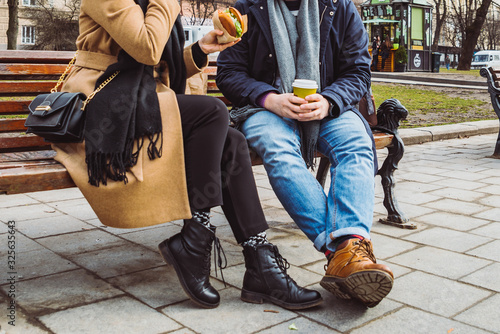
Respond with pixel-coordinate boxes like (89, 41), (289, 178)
(432, 0), (447, 51)
(457, 0), (493, 70)
(6, 0), (19, 50)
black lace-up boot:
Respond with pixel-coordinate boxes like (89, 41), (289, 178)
(158, 217), (224, 308)
(241, 244), (323, 310)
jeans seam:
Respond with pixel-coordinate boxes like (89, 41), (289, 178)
(317, 136), (338, 238)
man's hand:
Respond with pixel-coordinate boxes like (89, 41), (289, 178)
(296, 94), (330, 121)
(198, 30), (240, 54)
(264, 93), (330, 121)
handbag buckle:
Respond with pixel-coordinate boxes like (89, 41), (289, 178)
(34, 101), (52, 115)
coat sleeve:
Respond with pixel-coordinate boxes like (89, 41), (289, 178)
(81, 0), (180, 65)
(320, 0), (371, 117)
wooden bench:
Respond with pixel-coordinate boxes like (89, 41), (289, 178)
(480, 66), (500, 158)
(0, 50), (413, 229)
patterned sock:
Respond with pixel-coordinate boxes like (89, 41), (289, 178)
(192, 210), (212, 228)
(241, 231), (270, 248)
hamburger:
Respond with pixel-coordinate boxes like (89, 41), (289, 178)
(217, 7), (245, 38)
(213, 7), (248, 43)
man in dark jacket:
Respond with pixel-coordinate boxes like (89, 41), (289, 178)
(216, 0), (394, 308)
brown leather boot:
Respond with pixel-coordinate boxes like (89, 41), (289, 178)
(320, 238), (393, 308)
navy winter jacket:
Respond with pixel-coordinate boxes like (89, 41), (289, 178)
(216, 0), (371, 117)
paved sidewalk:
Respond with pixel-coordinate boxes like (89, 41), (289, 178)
(1, 123), (500, 334)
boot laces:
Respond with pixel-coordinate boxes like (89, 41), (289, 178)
(211, 236), (227, 287)
(342, 239), (376, 269)
(271, 247), (294, 289)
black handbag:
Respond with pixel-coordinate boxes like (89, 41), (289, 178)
(25, 91), (87, 143)
(24, 53), (119, 143)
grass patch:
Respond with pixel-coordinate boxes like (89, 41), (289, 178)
(372, 83), (494, 128)
(438, 68), (482, 77)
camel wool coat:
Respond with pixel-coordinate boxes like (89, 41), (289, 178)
(53, 0), (207, 228)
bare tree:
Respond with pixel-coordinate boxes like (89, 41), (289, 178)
(432, 0), (448, 51)
(6, 0), (19, 49)
(448, 0), (493, 70)
(182, 0), (235, 25)
(479, 13), (500, 50)
(23, 0), (80, 50)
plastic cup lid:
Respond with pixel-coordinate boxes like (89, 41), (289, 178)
(292, 79), (318, 89)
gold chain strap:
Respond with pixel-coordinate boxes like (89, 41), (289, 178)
(51, 51), (120, 111)
(81, 70), (120, 111)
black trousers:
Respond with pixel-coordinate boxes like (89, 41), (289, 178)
(176, 94), (268, 243)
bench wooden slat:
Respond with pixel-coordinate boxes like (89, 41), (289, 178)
(0, 118), (27, 132)
(0, 134), (50, 151)
(0, 100), (30, 114)
(0, 64), (66, 79)
(0, 50), (75, 64)
(0, 161), (75, 194)
(0, 81), (55, 96)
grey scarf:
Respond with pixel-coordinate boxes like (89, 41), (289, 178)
(268, 0), (320, 168)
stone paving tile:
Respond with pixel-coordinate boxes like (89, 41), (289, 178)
(435, 169), (491, 182)
(466, 240), (500, 262)
(68, 243), (164, 278)
(412, 211), (491, 231)
(0, 297), (50, 334)
(427, 187), (487, 202)
(398, 172), (446, 184)
(350, 306), (490, 334)
(478, 194), (500, 207)
(0, 231), (45, 257)
(369, 232), (418, 260)
(13, 215), (94, 239)
(431, 178), (486, 191)
(392, 188), (443, 205)
(470, 222), (500, 238)
(3, 269), (123, 315)
(107, 266), (190, 308)
(473, 207), (500, 222)
(39, 296), (181, 334)
(161, 287), (297, 334)
(402, 227), (492, 252)
(0, 193), (39, 208)
(388, 246), (491, 280)
(423, 198), (490, 216)
(459, 263), (500, 292)
(36, 229), (126, 256)
(27, 187), (84, 203)
(268, 234), (325, 267)
(388, 271), (491, 318)
(388, 201), (436, 220)
(2, 248), (78, 281)
(297, 283), (401, 333)
(476, 184), (500, 195)
(258, 316), (340, 333)
(454, 293), (500, 333)
(169, 328), (196, 334)
(47, 198), (98, 221)
(0, 204), (64, 223)
(118, 224), (181, 252)
(371, 220), (427, 238)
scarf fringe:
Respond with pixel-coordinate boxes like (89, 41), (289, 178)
(301, 136), (317, 170)
(147, 132), (163, 160)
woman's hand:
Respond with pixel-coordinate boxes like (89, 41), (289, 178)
(198, 30), (240, 54)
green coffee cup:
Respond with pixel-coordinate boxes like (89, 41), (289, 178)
(292, 79), (318, 100)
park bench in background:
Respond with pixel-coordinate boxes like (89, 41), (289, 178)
(480, 66), (500, 158)
(0, 50), (412, 229)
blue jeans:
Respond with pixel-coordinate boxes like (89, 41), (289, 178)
(242, 110), (375, 252)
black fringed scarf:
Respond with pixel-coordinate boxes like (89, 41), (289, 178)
(84, 0), (186, 186)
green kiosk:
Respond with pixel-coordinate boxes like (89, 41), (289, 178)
(361, 0), (433, 72)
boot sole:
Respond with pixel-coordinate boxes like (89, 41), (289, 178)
(320, 270), (393, 308)
(241, 289), (323, 310)
(158, 241), (219, 309)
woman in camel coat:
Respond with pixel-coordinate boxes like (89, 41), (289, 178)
(53, 0), (321, 310)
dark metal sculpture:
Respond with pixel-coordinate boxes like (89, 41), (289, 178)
(480, 67), (500, 158)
